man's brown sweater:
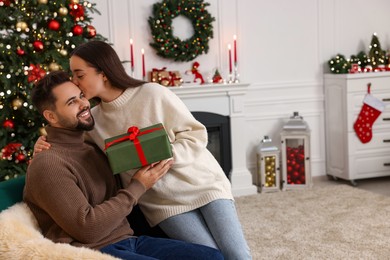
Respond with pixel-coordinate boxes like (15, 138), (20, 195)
(23, 126), (146, 249)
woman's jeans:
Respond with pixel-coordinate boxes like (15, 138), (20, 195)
(100, 235), (223, 260)
(159, 199), (252, 260)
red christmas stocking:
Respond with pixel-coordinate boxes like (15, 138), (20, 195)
(353, 84), (385, 143)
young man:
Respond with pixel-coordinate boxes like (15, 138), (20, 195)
(23, 71), (223, 260)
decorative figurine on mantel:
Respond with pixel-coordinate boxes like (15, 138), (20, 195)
(186, 61), (205, 85)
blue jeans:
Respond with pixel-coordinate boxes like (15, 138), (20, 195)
(100, 236), (223, 260)
(159, 199), (252, 260)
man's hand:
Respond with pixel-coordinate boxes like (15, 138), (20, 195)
(131, 159), (173, 190)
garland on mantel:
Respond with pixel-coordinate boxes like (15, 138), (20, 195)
(148, 0), (215, 62)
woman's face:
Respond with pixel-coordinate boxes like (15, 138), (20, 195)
(69, 55), (105, 100)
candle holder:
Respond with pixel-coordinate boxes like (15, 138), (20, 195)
(233, 62), (240, 83)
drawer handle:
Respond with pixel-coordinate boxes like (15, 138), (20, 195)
(384, 163), (390, 167)
(383, 98), (390, 102)
(384, 140), (390, 143)
(383, 118), (390, 121)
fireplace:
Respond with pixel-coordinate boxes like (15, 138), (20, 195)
(170, 83), (257, 197)
(192, 112), (232, 179)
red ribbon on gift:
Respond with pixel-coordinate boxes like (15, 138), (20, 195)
(104, 126), (163, 166)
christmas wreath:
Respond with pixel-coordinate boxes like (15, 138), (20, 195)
(148, 0), (215, 62)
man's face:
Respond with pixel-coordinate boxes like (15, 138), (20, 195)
(47, 81), (94, 131)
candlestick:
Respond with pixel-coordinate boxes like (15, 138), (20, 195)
(228, 44), (232, 74)
(141, 48), (145, 80)
(233, 35), (237, 64)
(129, 39), (134, 75)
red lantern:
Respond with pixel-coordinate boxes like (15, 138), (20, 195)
(48, 19), (60, 31)
(33, 40), (44, 52)
(281, 112), (311, 191)
(72, 25), (83, 36)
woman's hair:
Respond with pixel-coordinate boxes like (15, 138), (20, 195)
(70, 41), (145, 90)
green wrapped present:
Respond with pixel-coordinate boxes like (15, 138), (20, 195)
(104, 123), (173, 174)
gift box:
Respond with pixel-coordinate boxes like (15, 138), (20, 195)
(150, 67), (182, 87)
(104, 123), (173, 174)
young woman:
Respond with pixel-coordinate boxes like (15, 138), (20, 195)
(35, 41), (252, 260)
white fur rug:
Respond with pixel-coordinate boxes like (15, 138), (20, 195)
(0, 203), (119, 259)
(235, 185), (390, 259)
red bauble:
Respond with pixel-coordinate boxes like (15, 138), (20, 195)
(16, 153), (26, 162)
(3, 119), (14, 129)
(33, 40), (44, 52)
(69, 3), (85, 21)
(48, 19), (60, 31)
(16, 48), (25, 56)
(72, 25), (83, 36)
(83, 25), (96, 39)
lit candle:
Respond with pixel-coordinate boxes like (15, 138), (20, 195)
(129, 39), (134, 71)
(233, 35), (237, 64)
(141, 48), (145, 79)
(228, 44), (232, 74)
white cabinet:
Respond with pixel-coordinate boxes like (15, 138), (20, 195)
(324, 73), (390, 184)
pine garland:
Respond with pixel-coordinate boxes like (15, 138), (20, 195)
(148, 0), (215, 62)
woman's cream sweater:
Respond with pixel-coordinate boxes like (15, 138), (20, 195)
(87, 83), (233, 226)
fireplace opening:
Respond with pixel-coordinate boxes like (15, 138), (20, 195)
(192, 112), (232, 180)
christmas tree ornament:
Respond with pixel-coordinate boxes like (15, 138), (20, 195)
(2, 119), (14, 129)
(16, 48), (25, 56)
(353, 83), (386, 144)
(48, 19), (60, 31)
(16, 21), (28, 32)
(27, 64), (46, 82)
(72, 24), (83, 36)
(59, 49), (68, 56)
(49, 62), (60, 71)
(16, 153), (26, 162)
(84, 25), (96, 39)
(12, 97), (23, 110)
(38, 0), (48, 4)
(59, 7), (68, 16)
(32, 40), (44, 52)
(39, 127), (47, 136)
(69, 3), (85, 21)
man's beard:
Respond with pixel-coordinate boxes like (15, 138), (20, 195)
(75, 117), (95, 131)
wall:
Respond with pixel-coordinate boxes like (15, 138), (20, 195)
(89, 0), (390, 181)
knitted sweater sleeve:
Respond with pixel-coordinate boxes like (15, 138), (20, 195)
(24, 152), (145, 244)
(145, 84), (208, 168)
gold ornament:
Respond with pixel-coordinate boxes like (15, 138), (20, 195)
(39, 127), (47, 136)
(59, 49), (68, 56)
(49, 62), (60, 71)
(12, 98), (23, 110)
(16, 21), (28, 32)
(59, 7), (68, 16)
(38, 0), (48, 4)
(71, 0), (79, 3)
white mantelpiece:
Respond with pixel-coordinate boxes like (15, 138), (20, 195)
(170, 83), (257, 197)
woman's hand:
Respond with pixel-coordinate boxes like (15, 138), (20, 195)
(131, 159), (174, 190)
(33, 136), (51, 156)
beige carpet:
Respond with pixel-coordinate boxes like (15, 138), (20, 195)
(235, 185), (390, 259)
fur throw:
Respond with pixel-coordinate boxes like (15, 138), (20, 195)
(0, 202), (119, 260)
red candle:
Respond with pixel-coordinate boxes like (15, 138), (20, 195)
(129, 39), (134, 70)
(233, 35), (237, 64)
(141, 48), (145, 79)
(228, 44), (232, 73)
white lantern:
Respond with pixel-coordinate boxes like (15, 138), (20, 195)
(256, 136), (280, 193)
(280, 112), (312, 191)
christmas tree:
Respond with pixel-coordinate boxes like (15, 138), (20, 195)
(368, 33), (386, 68)
(0, 0), (107, 182)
